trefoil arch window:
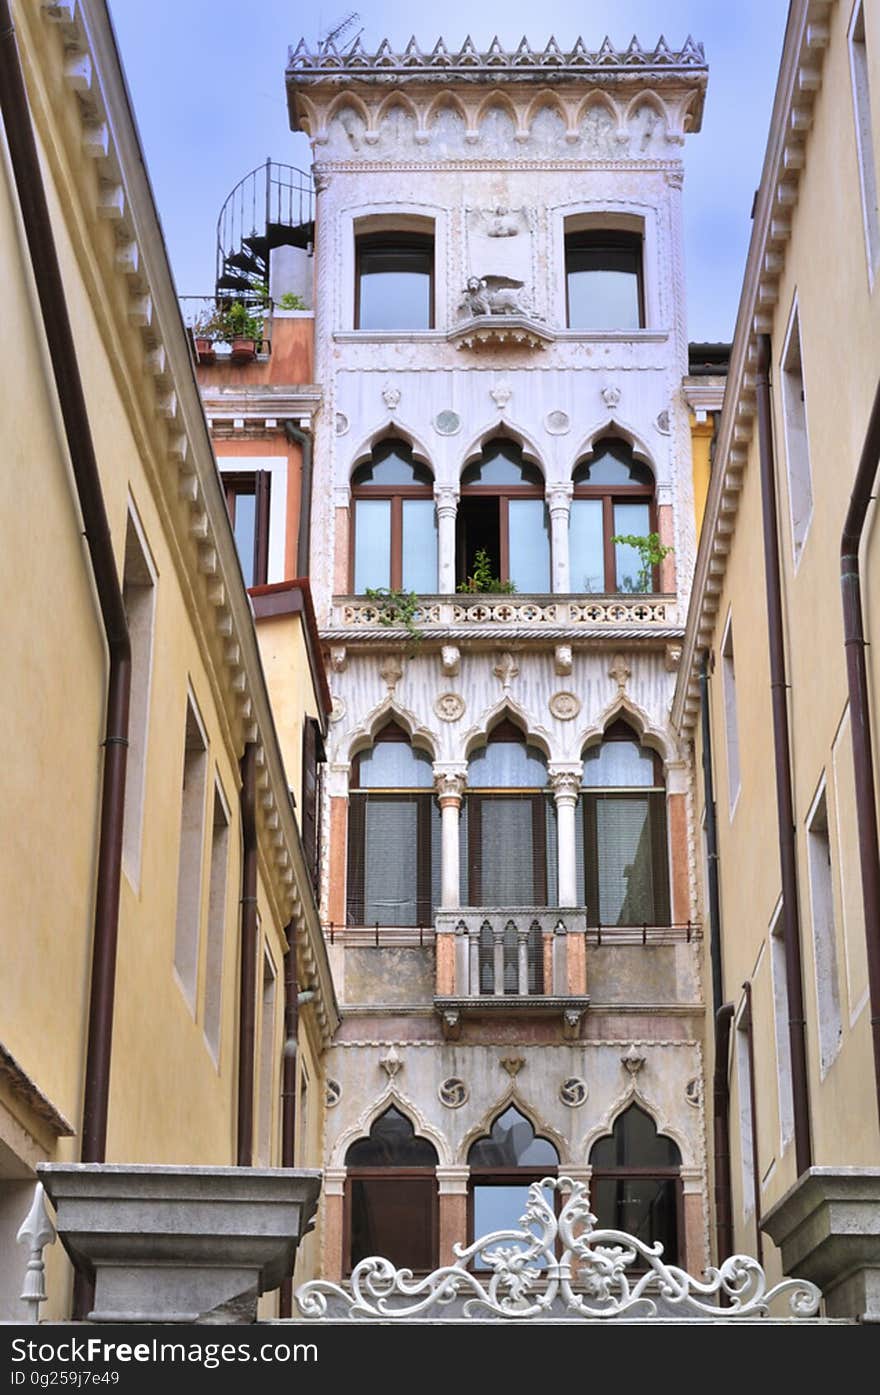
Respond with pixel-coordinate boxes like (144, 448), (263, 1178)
(345, 1106), (439, 1272)
(463, 720), (556, 913)
(457, 439), (550, 593)
(579, 720), (670, 927)
(468, 1105), (559, 1264)
(570, 438), (656, 594)
(351, 439), (438, 594)
(589, 1104), (682, 1262)
(346, 722), (439, 927)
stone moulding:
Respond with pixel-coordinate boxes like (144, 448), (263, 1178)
(295, 1175), (821, 1322)
(38, 1163), (322, 1324)
(331, 594), (678, 633)
(449, 315), (555, 351)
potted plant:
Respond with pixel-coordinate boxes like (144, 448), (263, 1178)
(225, 301), (264, 364)
(189, 308), (216, 364)
(456, 547), (517, 595)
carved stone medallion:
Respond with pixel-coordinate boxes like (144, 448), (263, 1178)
(382, 383), (401, 410)
(439, 1077), (469, 1108)
(335, 412), (349, 435)
(601, 383), (621, 409)
(329, 695), (346, 723)
(559, 1077), (588, 1108)
(549, 691), (581, 721)
(434, 409), (461, 435)
(435, 692), (466, 722)
(685, 1077), (702, 1108)
(545, 409), (571, 435)
(325, 1079), (341, 1108)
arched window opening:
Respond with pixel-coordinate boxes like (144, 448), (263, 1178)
(345, 1107), (439, 1272)
(589, 1104), (682, 1262)
(468, 1106), (559, 1263)
(579, 721), (669, 927)
(570, 438), (656, 594)
(457, 439), (550, 593)
(346, 723), (440, 927)
(463, 720), (556, 914)
(351, 439), (437, 594)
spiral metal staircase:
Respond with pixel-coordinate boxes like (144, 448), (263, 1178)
(215, 158), (314, 302)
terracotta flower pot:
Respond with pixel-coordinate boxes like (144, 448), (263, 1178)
(194, 336), (215, 364)
(230, 336), (257, 365)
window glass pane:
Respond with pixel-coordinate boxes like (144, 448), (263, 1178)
(614, 501), (652, 592)
(569, 499), (605, 593)
(358, 740), (434, 788)
(358, 254), (431, 331)
(590, 1178), (678, 1257)
(568, 268), (641, 330)
(402, 499), (438, 592)
(508, 500), (550, 592)
(352, 449), (432, 487)
(595, 796), (657, 924)
(582, 739), (656, 787)
(471, 1185), (542, 1266)
(468, 741), (547, 788)
(349, 1178), (436, 1270)
(574, 444), (653, 487)
(354, 499), (391, 592)
(477, 798), (536, 904)
(469, 1107), (559, 1166)
(461, 445), (543, 488)
(232, 491), (256, 588)
(590, 1105), (681, 1169)
(346, 1105), (438, 1166)
(363, 799), (419, 924)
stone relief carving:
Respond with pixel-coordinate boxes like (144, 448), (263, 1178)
(335, 412), (349, 435)
(329, 645), (347, 673)
(560, 1077), (588, 1108)
(440, 645), (460, 676)
(549, 691), (581, 721)
(326, 1079), (342, 1108)
(484, 206), (523, 238)
(500, 1055), (524, 1077)
(435, 692), (466, 722)
(434, 409), (461, 435)
(379, 1046), (403, 1079)
(381, 383), (401, 410)
(545, 409), (570, 435)
(489, 383), (512, 409)
(439, 1078), (469, 1108)
(554, 645), (573, 676)
(459, 275), (530, 318)
(379, 654), (405, 692)
(601, 383), (621, 409)
(621, 1044), (646, 1076)
(329, 695), (346, 723)
(609, 652), (630, 693)
(685, 1077), (702, 1109)
(655, 408), (671, 435)
(493, 651), (520, 692)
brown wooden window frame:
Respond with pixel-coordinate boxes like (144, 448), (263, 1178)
(581, 722), (670, 928)
(456, 439), (547, 589)
(564, 228), (645, 331)
(349, 438), (436, 594)
(354, 230), (435, 331)
(301, 717), (325, 897)
(571, 440), (657, 595)
(222, 470), (270, 589)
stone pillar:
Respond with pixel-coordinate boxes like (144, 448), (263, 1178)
(434, 766), (466, 909)
(550, 765), (582, 909)
(665, 762), (690, 926)
(762, 1168), (880, 1321)
(679, 1167), (707, 1276)
(333, 486), (350, 594)
(322, 1168), (347, 1283)
(436, 1167), (470, 1266)
(435, 487), (458, 595)
(547, 484), (573, 594)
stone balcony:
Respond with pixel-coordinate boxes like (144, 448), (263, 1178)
(323, 593), (681, 643)
(433, 906), (590, 1039)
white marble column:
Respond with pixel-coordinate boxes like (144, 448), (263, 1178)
(547, 484), (573, 594)
(434, 765), (467, 908)
(435, 487), (459, 595)
(550, 764), (582, 908)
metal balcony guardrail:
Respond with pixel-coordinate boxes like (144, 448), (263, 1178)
(179, 296), (272, 364)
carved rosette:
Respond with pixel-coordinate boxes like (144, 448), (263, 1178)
(438, 1078), (469, 1108)
(559, 1078), (588, 1107)
(549, 691), (581, 721)
(434, 692), (466, 722)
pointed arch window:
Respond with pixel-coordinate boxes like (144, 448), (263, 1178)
(468, 1106), (559, 1262)
(345, 1106), (439, 1272)
(347, 722), (440, 928)
(351, 439), (438, 594)
(570, 438), (656, 594)
(463, 720), (556, 911)
(457, 439), (550, 593)
(589, 1104), (682, 1262)
(580, 721), (670, 927)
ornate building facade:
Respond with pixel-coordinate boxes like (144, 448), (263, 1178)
(275, 36), (713, 1280)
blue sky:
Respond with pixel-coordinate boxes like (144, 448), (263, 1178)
(108, 1), (789, 341)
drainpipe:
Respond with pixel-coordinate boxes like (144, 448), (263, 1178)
(840, 375), (880, 1128)
(713, 1003), (735, 1264)
(279, 919), (298, 1319)
(755, 335), (812, 1177)
(237, 743), (258, 1167)
(699, 656), (724, 1017)
(0, 3), (131, 1161)
(284, 421), (312, 575)
(741, 981), (763, 1265)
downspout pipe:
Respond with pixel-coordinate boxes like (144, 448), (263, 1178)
(279, 919), (298, 1319)
(755, 334), (812, 1177)
(237, 743), (258, 1167)
(713, 1003), (735, 1264)
(840, 374), (880, 1128)
(0, 3), (131, 1164)
(699, 656), (724, 1018)
(284, 421), (312, 576)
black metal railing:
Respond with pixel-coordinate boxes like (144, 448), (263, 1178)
(215, 159), (314, 302)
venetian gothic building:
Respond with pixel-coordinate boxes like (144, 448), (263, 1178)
(266, 35), (713, 1280)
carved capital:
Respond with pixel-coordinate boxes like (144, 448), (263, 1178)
(434, 764), (467, 806)
(434, 486), (459, 519)
(549, 765), (583, 804)
(546, 483), (573, 517)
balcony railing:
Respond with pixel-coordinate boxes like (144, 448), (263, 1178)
(434, 907), (589, 1038)
(326, 593), (679, 638)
